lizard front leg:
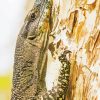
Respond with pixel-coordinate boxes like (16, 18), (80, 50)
(34, 50), (71, 100)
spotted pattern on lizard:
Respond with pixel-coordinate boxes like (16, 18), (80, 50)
(11, 0), (70, 100)
(11, 0), (52, 99)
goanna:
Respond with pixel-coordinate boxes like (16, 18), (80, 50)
(11, 0), (70, 100)
(11, 0), (52, 99)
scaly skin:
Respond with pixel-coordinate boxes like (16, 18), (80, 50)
(11, 0), (70, 100)
(11, 0), (52, 99)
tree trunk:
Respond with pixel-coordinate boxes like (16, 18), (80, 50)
(51, 0), (100, 100)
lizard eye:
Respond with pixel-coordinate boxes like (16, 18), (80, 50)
(31, 13), (35, 20)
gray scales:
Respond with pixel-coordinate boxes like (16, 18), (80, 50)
(11, 0), (70, 100)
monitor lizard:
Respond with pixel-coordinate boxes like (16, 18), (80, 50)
(11, 0), (52, 99)
(11, 0), (70, 100)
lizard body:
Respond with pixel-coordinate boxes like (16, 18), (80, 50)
(11, 0), (70, 100)
(11, 0), (52, 99)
